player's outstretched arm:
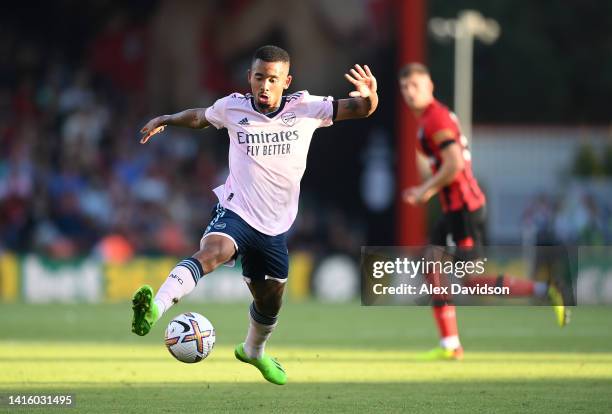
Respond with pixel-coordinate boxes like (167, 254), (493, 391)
(335, 64), (378, 121)
(140, 108), (211, 144)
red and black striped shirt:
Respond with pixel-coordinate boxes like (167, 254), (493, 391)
(416, 99), (486, 213)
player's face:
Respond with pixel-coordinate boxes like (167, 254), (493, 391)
(399, 73), (434, 111)
(248, 59), (292, 111)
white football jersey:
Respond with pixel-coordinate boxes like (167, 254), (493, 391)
(205, 91), (335, 235)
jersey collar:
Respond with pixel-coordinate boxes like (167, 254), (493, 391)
(422, 99), (438, 118)
(250, 96), (287, 118)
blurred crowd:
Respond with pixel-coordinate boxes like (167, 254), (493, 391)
(0, 63), (222, 260)
(2, 0), (609, 263)
(522, 187), (612, 246)
(0, 1), (387, 261)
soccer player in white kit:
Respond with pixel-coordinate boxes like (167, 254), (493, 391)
(131, 45), (378, 384)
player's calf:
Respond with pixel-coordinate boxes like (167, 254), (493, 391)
(156, 257), (205, 311)
(243, 279), (285, 358)
(131, 256), (207, 336)
(244, 302), (278, 359)
(234, 298), (286, 385)
(138, 236), (236, 333)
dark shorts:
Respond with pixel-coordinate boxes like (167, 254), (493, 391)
(431, 206), (486, 258)
(201, 204), (289, 282)
(429, 206), (487, 305)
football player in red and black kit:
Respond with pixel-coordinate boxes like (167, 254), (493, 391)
(398, 63), (569, 360)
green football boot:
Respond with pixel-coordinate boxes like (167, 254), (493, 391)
(417, 346), (464, 361)
(131, 285), (160, 336)
(548, 285), (570, 327)
(234, 343), (287, 385)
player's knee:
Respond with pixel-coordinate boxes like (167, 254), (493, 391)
(193, 243), (234, 274)
(195, 254), (223, 274)
(191, 253), (215, 274)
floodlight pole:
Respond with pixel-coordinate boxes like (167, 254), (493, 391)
(429, 10), (500, 145)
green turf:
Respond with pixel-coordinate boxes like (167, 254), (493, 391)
(0, 302), (611, 413)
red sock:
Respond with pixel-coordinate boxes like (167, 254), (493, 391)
(432, 304), (459, 340)
(464, 274), (535, 297)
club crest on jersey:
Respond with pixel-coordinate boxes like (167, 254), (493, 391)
(281, 112), (296, 127)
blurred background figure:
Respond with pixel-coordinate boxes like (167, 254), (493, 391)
(0, 0), (611, 304)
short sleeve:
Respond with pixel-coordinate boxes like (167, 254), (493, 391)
(301, 92), (335, 128)
(204, 96), (229, 130)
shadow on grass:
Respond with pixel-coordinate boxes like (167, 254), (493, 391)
(1, 380), (611, 414)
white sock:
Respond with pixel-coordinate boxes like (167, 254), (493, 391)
(440, 335), (461, 350)
(244, 302), (278, 359)
(153, 298), (167, 317)
(154, 258), (203, 320)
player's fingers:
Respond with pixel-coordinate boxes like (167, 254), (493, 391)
(362, 65), (377, 89)
(364, 67), (376, 88)
(344, 73), (358, 85)
(141, 130), (157, 144)
(369, 75), (378, 91)
(140, 126), (164, 144)
(140, 130), (156, 144)
(141, 121), (155, 133)
(349, 91), (362, 97)
(349, 68), (363, 80)
(355, 64), (367, 78)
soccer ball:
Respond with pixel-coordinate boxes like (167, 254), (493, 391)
(164, 312), (216, 363)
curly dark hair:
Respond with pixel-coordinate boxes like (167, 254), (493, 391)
(252, 45), (290, 65)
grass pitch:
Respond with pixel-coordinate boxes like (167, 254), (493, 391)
(1, 302), (611, 413)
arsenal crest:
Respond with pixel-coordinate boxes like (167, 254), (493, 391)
(281, 112), (296, 126)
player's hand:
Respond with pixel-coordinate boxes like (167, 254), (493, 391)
(140, 117), (167, 144)
(403, 185), (434, 205)
(344, 64), (377, 99)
